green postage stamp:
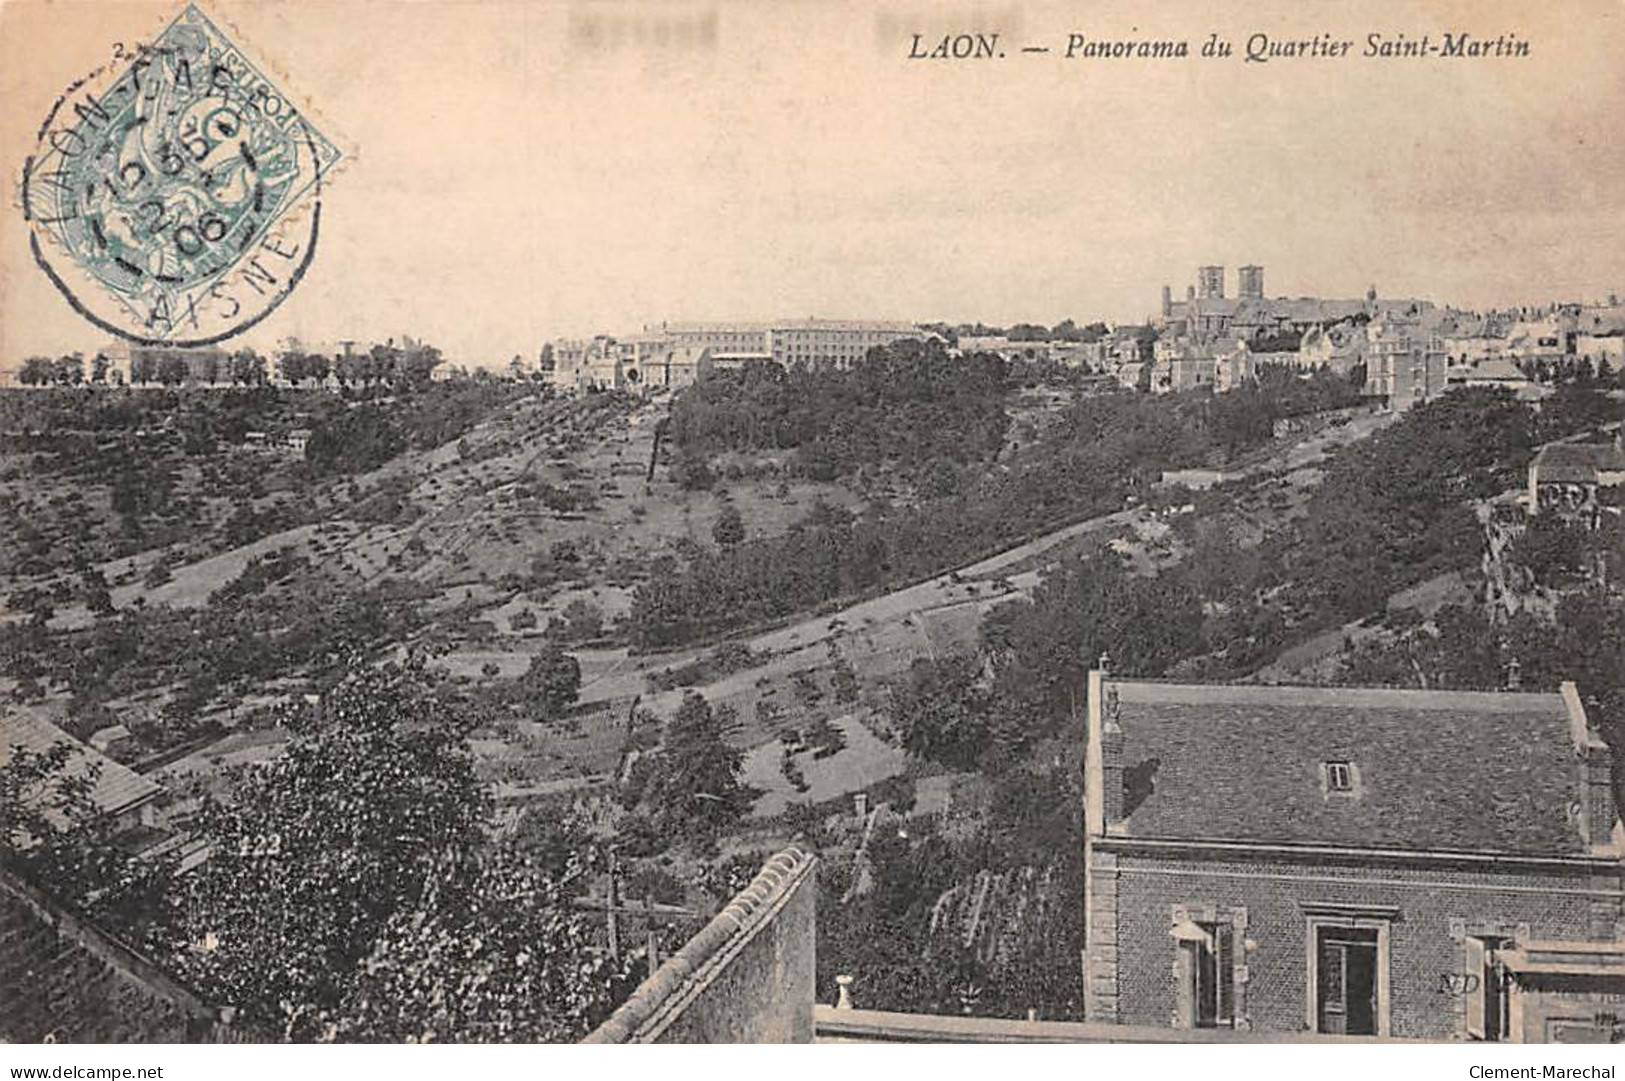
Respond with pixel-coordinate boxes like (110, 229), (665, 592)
(21, 3), (342, 346)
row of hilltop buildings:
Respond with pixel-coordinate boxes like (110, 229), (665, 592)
(1112, 265), (1621, 410)
(10, 270), (1617, 403)
(952, 265), (1624, 412)
(546, 318), (931, 393)
(545, 269), (1625, 418)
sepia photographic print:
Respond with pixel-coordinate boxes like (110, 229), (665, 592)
(0, 0), (1622, 1063)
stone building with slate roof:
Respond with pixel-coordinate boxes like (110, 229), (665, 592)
(1, 708), (164, 839)
(1082, 667), (1625, 1042)
(1527, 442), (1625, 530)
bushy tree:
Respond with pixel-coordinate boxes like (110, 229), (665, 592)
(54, 353), (86, 386)
(559, 599), (603, 642)
(626, 692), (759, 844)
(1507, 515), (1593, 588)
(1538, 383), (1615, 442)
(712, 503), (745, 548)
(163, 661), (627, 1041)
(887, 655), (997, 770)
(18, 356), (54, 386)
(334, 844), (637, 1042)
(304, 407), (407, 475)
(520, 643), (581, 717)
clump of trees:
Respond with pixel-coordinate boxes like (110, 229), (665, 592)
(1283, 388), (1533, 623)
(1339, 592), (1624, 751)
(667, 340), (1011, 485)
(711, 503), (745, 548)
(303, 406), (407, 475)
(884, 553), (1202, 772)
(17, 354), (89, 386)
(814, 770), (1084, 1021)
(620, 692), (759, 851)
(1507, 515), (1596, 589)
(633, 367), (1384, 650)
(517, 644), (582, 718)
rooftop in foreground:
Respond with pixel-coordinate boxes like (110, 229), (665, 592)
(1103, 680), (1592, 856)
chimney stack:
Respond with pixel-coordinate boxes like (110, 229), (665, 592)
(1578, 735), (1615, 849)
(1563, 682), (1619, 849)
(1161, 285), (1173, 318)
(1101, 687), (1126, 823)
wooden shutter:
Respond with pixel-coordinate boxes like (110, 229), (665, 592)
(1464, 936), (1488, 1039)
(1317, 934), (1346, 1034)
(1174, 941), (1197, 1029)
(1216, 924), (1236, 1026)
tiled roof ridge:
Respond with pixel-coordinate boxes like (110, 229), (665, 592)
(0, 709), (164, 826)
(583, 845), (816, 1044)
(770, 319), (921, 331)
(1106, 677), (1565, 712)
(0, 864), (223, 1029)
(659, 321), (772, 331)
(1535, 442), (1625, 467)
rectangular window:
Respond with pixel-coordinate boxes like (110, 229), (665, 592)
(1174, 916), (1239, 1029)
(1196, 921), (1236, 1027)
(1314, 925), (1378, 1035)
(1324, 761), (1353, 792)
(1465, 935), (1511, 1041)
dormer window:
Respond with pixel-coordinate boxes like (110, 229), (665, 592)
(1324, 761), (1354, 793)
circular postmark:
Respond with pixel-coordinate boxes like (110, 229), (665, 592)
(20, 5), (341, 347)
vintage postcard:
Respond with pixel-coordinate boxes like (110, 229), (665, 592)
(0, 0), (1622, 1062)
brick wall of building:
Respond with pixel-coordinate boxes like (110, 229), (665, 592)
(1092, 844), (1624, 1040)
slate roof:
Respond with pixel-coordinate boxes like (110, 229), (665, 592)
(1579, 305), (1625, 335)
(1532, 443), (1625, 484)
(1436, 313), (1493, 338)
(1299, 323), (1366, 356)
(1240, 298), (1376, 325)
(1452, 357), (1530, 384)
(0, 709), (163, 832)
(1106, 681), (1585, 856)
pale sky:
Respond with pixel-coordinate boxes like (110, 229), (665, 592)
(3, 0), (1624, 367)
